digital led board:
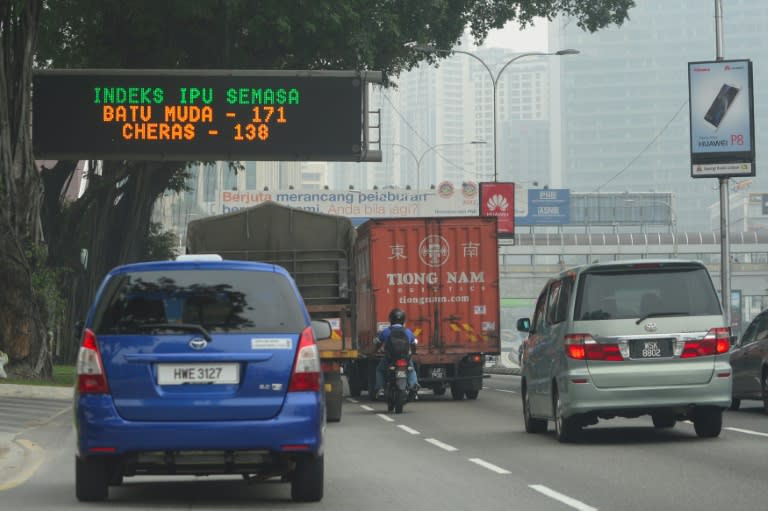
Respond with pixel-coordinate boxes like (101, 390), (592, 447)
(33, 69), (382, 161)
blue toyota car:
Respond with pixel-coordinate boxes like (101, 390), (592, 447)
(74, 255), (330, 502)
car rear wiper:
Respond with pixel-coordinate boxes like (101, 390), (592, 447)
(135, 323), (212, 342)
(635, 312), (689, 325)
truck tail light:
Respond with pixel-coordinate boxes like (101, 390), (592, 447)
(76, 328), (110, 394)
(565, 333), (623, 361)
(288, 326), (321, 392)
(681, 327), (731, 358)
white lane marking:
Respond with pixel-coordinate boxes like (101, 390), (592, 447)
(726, 426), (768, 438)
(398, 425), (420, 435)
(425, 438), (458, 452)
(495, 389), (517, 393)
(376, 414), (395, 422)
(529, 485), (598, 511)
(469, 458), (510, 474)
(360, 405), (375, 412)
(347, 398), (359, 403)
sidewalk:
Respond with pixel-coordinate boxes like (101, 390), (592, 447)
(0, 383), (73, 399)
(0, 384), (73, 491)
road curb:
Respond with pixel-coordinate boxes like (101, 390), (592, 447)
(0, 384), (73, 399)
(0, 435), (45, 491)
(0, 384), (72, 490)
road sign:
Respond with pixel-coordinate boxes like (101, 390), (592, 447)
(33, 69), (382, 161)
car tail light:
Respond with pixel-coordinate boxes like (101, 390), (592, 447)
(288, 326), (321, 392)
(565, 334), (624, 361)
(395, 359), (408, 368)
(76, 328), (109, 394)
(681, 327), (731, 358)
(470, 354), (483, 363)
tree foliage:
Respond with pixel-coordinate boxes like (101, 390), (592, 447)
(36, 0), (635, 82)
(1, 0), (635, 373)
(145, 222), (179, 262)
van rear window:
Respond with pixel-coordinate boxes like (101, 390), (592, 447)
(92, 269), (306, 334)
(575, 266), (722, 320)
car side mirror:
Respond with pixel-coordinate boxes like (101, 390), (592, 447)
(311, 319), (333, 340)
(516, 318), (531, 333)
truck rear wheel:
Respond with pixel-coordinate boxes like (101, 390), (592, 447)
(451, 383), (464, 400)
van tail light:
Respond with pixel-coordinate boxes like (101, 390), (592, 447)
(76, 328), (110, 394)
(681, 327), (731, 358)
(288, 326), (321, 392)
(565, 334), (624, 361)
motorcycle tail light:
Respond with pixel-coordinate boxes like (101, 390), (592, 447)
(395, 359), (408, 368)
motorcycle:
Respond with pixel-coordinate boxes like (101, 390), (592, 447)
(385, 357), (416, 414)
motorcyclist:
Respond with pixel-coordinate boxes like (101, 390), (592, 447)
(373, 308), (419, 400)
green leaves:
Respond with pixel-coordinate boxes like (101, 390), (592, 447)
(36, 0), (634, 83)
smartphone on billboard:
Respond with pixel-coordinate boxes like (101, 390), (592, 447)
(704, 84), (740, 128)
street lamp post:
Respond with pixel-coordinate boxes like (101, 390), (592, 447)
(388, 141), (486, 189)
(412, 45), (579, 182)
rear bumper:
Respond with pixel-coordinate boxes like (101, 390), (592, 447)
(75, 391), (324, 458)
(560, 372), (732, 417)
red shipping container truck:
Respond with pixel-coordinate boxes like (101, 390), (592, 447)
(347, 217), (501, 400)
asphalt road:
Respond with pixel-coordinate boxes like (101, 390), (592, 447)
(2, 377), (768, 510)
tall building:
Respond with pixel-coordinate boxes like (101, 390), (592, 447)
(550, 0), (768, 231)
(332, 40), (556, 192)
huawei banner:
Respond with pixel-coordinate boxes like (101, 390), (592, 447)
(479, 182), (515, 237)
(688, 59), (755, 178)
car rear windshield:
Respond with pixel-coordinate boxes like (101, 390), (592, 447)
(575, 265), (722, 321)
(92, 269), (306, 334)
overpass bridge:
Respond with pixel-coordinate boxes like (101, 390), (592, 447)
(498, 230), (768, 338)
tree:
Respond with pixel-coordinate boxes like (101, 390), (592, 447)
(2, 0), (636, 375)
(0, 0), (52, 378)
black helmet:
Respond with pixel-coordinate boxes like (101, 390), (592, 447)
(388, 308), (406, 325)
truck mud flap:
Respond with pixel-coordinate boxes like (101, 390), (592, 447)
(324, 371), (343, 423)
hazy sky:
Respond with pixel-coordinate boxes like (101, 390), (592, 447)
(478, 19), (548, 51)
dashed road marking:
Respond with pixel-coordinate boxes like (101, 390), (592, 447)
(529, 484), (598, 511)
(376, 414), (395, 422)
(494, 389), (516, 393)
(469, 458), (510, 474)
(360, 405), (375, 412)
(397, 425), (420, 435)
(425, 438), (458, 452)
